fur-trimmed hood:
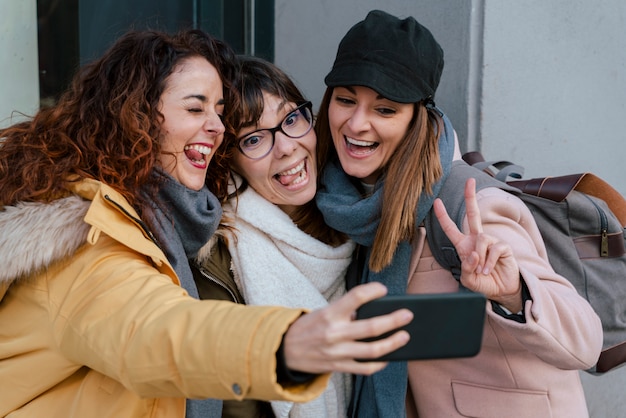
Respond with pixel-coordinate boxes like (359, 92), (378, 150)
(0, 196), (91, 288)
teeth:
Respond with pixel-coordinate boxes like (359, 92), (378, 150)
(184, 144), (212, 155)
(278, 160), (305, 176)
(346, 136), (376, 147)
(275, 160), (307, 186)
(291, 170), (306, 185)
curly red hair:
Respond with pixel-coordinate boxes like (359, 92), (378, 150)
(0, 29), (238, 211)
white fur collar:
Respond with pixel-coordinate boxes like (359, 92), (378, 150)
(0, 195), (91, 284)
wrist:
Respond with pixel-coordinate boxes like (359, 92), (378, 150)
(491, 277), (531, 323)
(494, 292), (523, 314)
(276, 334), (318, 385)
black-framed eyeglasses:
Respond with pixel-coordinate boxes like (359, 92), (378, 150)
(237, 101), (313, 160)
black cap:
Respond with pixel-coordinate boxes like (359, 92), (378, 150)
(324, 10), (444, 104)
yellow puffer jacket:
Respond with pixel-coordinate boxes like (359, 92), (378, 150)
(0, 178), (328, 417)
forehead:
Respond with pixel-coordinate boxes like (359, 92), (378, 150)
(246, 92), (291, 126)
(164, 56), (222, 92)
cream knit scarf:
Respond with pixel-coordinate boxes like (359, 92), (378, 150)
(223, 186), (355, 418)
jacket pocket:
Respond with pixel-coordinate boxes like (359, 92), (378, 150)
(452, 381), (552, 418)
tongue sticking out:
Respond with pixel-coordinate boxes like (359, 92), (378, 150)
(276, 172), (299, 185)
(275, 160), (307, 186)
(185, 148), (204, 162)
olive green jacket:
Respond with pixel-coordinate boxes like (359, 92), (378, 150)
(193, 237), (276, 418)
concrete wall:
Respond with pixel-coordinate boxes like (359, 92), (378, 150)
(0, 0), (39, 128)
(480, 0), (626, 195)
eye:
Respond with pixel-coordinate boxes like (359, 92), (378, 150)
(240, 131), (269, 150)
(334, 96), (356, 105)
(284, 110), (301, 127)
(376, 107), (397, 116)
(188, 107), (203, 113)
(216, 103), (225, 120)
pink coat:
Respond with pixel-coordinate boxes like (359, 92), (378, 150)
(405, 186), (603, 418)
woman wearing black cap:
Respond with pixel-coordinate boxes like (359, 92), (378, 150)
(315, 9), (602, 418)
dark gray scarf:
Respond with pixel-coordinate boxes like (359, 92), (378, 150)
(140, 169), (223, 417)
(316, 110), (456, 418)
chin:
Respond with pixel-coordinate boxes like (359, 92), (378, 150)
(181, 179), (206, 191)
(302, 187), (317, 204)
(343, 167), (369, 181)
(289, 187), (317, 208)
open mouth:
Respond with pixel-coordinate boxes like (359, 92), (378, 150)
(184, 144), (212, 167)
(274, 159), (307, 186)
(345, 136), (379, 154)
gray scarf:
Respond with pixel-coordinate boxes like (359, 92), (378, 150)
(316, 110), (456, 418)
(140, 169), (223, 417)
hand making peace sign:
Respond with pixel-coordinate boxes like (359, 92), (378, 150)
(433, 178), (523, 313)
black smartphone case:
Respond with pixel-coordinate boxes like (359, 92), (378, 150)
(356, 291), (487, 361)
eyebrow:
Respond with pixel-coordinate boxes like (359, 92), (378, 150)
(184, 94), (207, 102)
(274, 99), (291, 114)
(342, 86), (386, 101)
(238, 100), (294, 136)
(183, 94), (225, 105)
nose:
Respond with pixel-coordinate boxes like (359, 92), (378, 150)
(272, 131), (297, 158)
(204, 112), (225, 135)
(346, 106), (370, 133)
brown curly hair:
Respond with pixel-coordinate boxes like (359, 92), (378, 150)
(0, 29), (238, 212)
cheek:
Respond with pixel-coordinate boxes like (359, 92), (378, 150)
(390, 125), (409, 143)
(232, 157), (265, 186)
(157, 133), (173, 160)
(213, 135), (223, 149)
(327, 104), (342, 130)
(302, 132), (318, 154)
(231, 155), (248, 177)
(383, 116), (412, 144)
(158, 129), (181, 154)
(328, 117), (344, 146)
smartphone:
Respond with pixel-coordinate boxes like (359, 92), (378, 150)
(356, 291), (487, 361)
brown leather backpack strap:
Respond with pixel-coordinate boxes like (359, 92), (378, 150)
(596, 341), (626, 374)
(463, 151), (626, 227)
(508, 174), (585, 202)
(509, 173), (626, 227)
(577, 173), (626, 227)
(462, 151), (486, 166)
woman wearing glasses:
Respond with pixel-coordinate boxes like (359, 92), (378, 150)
(194, 56), (354, 418)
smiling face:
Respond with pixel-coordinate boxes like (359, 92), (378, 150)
(157, 56), (225, 191)
(328, 85), (414, 184)
(232, 92), (317, 217)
